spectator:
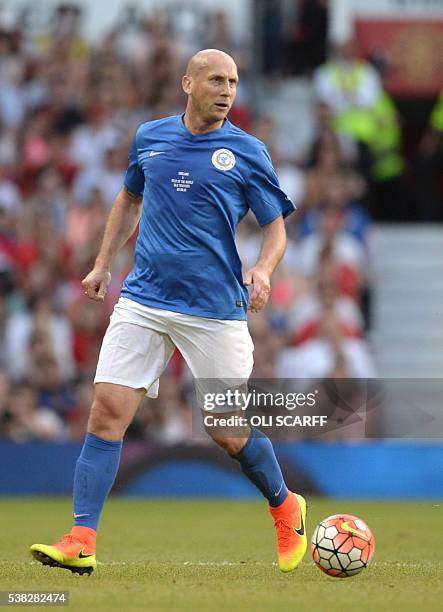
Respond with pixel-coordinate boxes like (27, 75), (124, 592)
(69, 102), (120, 171)
(299, 172), (371, 248)
(5, 381), (65, 442)
(72, 146), (126, 210)
(4, 294), (75, 383)
(295, 203), (367, 302)
(65, 187), (107, 248)
(313, 38), (382, 125)
(278, 260), (376, 379)
(313, 38), (411, 220)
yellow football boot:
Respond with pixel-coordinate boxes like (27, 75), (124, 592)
(269, 492), (307, 572)
(30, 526), (96, 575)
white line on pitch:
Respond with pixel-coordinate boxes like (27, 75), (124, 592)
(96, 561), (277, 567)
(94, 561), (442, 568)
(26, 560), (442, 568)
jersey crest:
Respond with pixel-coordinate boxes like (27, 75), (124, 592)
(211, 148), (236, 171)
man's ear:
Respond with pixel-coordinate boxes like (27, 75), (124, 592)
(182, 75), (192, 94)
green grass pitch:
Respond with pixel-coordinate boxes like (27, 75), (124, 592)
(0, 497), (442, 611)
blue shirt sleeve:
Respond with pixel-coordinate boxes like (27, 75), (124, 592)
(123, 130), (145, 196)
(245, 145), (295, 226)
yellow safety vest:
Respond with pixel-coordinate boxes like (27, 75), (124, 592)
(328, 62), (376, 142)
(430, 90), (443, 132)
(330, 82), (404, 181)
(367, 93), (405, 182)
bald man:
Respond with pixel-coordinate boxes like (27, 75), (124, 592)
(30, 49), (307, 575)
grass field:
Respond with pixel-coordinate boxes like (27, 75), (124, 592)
(0, 497), (442, 611)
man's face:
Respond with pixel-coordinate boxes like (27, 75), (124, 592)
(183, 56), (238, 124)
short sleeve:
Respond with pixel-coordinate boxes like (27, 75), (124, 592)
(245, 146), (295, 226)
(123, 131), (145, 196)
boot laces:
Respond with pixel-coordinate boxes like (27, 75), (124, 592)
(275, 518), (294, 552)
(58, 533), (78, 545)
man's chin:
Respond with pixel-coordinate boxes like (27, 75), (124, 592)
(202, 108), (230, 125)
(210, 108), (229, 122)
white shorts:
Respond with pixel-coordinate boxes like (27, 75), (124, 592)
(94, 297), (254, 400)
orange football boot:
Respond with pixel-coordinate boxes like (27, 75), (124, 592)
(269, 492), (307, 572)
(30, 526), (97, 575)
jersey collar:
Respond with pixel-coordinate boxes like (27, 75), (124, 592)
(177, 113), (230, 139)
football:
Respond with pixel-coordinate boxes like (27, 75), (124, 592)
(311, 514), (375, 578)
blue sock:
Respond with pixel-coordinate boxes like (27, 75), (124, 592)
(73, 432), (123, 531)
(231, 427), (288, 507)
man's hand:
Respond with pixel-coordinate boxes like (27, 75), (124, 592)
(243, 265), (271, 313)
(244, 216), (286, 313)
(82, 268), (111, 302)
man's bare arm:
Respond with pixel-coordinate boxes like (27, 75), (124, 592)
(82, 187), (143, 301)
(243, 215), (287, 313)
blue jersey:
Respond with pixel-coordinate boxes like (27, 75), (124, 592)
(122, 114), (295, 320)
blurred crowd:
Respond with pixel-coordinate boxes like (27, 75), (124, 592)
(0, 2), (441, 443)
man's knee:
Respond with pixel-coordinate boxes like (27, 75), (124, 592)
(203, 413), (250, 455)
(210, 434), (249, 456)
(87, 384), (143, 440)
(88, 395), (124, 440)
